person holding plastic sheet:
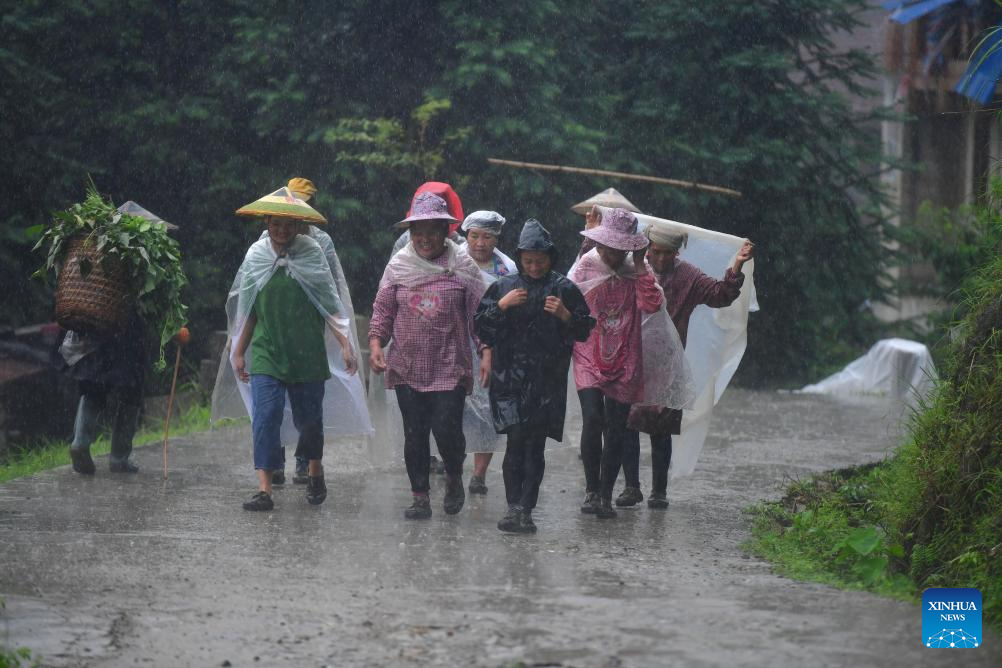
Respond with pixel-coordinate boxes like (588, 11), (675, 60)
(475, 219), (594, 533)
(569, 208), (692, 519)
(229, 188), (358, 512)
(617, 223), (754, 509)
(369, 192), (489, 520)
(460, 210), (517, 496)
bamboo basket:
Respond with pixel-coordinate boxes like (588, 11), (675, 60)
(54, 237), (131, 334)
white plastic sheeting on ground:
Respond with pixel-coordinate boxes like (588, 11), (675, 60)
(800, 338), (937, 404)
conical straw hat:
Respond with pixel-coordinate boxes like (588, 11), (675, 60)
(570, 187), (641, 215)
(235, 187), (327, 224)
(116, 201), (178, 231)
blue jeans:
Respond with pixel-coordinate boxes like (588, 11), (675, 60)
(72, 381), (142, 464)
(250, 375), (325, 471)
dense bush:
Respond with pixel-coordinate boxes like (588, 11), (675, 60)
(2, 0), (890, 385)
(750, 201), (1002, 630)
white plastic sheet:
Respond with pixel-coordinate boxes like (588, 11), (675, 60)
(636, 211), (758, 477)
(565, 208), (759, 477)
(800, 338), (937, 403)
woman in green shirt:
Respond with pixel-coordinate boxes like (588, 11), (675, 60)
(233, 214), (356, 511)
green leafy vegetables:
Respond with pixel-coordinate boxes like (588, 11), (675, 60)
(33, 185), (187, 370)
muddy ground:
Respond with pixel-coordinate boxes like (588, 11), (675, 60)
(0, 388), (997, 667)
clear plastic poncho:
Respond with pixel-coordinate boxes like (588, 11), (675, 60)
(569, 248), (695, 412)
(211, 233), (373, 448)
(463, 246), (517, 453)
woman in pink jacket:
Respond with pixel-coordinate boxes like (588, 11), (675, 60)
(570, 208), (663, 518)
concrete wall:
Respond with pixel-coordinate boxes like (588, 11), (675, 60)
(837, 3), (998, 327)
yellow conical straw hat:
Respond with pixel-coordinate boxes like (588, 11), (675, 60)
(570, 187), (642, 215)
(235, 187), (327, 224)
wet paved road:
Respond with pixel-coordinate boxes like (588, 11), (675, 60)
(1, 389), (998, 667)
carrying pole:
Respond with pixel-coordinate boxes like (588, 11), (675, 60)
(486, 157), (742, 198)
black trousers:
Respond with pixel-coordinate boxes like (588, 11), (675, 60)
(578, 388), (631, 500)
(396, 384), (466, 494)
(622, 429), (673, 496)
(502, 422), (548, 510)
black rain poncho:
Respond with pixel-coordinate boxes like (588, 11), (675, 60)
(474, 219), (595, 441)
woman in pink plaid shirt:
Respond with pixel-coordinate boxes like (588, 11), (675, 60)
(369, 192), (490, 520)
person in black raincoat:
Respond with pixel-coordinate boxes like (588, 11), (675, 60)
(475, 219), (595, 533)
(58, 311), (150, 474)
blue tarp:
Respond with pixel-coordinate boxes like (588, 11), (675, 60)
(956, 32), (1002, 103)
(883, 0), (999, 103)
(886, 0), (958, 24)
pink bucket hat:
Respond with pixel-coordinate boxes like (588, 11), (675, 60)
(395, 192), (458, 229)
(580, 207), (649, 251)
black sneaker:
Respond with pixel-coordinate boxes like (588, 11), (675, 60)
(443, 476), (465, 515)
(70, 448), (96, 475)
(306, 472), (327, 506)
(497, 505), (522, 533)
(580, 491), (600, 514)
(596, 497), (617, 519)
(404, 495), (432, 520)
(243, 491), (274, 511)
(293, 460), (309, 485)
(519, 510), (538, 534)
(109, 459), (139, 473)
(615, 486), (643, 507)
(271, 470), (286, 485)
(648, 493), (670, 509)
(468, 475), (488, 495)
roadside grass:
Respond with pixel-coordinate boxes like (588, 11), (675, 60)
(0, 404), (214, 483)
(0, 597), (40, 668)
(747, 238), (1002, 634)
(746, 463), (916, 603)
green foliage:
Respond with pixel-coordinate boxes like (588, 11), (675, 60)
(0, 647), (39, 668)
(748, 192), (1002, 631)
(898, 179), (1002, 302)
(888, 232), (1002, 626)
(31, 185), (188, 369)
(747, 466), (913, 598)
(0, 597), (41, 668)
(2, 0), (890, 385)
(609, 0), (895, 385)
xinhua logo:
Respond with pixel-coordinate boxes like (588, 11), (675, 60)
(922, 588), (982, 648)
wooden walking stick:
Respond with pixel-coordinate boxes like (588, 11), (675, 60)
(162, 327), (190, 479)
